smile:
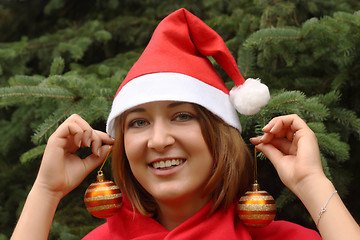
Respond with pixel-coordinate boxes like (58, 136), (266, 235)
(151, 159), (185, 169)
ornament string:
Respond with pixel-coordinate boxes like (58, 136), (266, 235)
(254, 146), (258, 185)
(98, 146), (112, 176)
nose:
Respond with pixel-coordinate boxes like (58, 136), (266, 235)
(147, 119), (175, 152)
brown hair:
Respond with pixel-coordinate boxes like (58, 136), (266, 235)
(112, 104), (253, 216)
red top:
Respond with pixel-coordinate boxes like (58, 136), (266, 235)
(83, 196), (321, 240)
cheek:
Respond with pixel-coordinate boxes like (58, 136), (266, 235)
(188, 130), (211, 155)
(123, 134), (139, 164)
(123, 136), (131, 158)
(123, 133), (148, 173)
(123, 137), (142, 181)
(187, 130), (214, 169)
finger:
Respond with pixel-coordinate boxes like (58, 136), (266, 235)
(262, 120), (275, 132)
(267, 117), (293, 140)
(250, 132), (276, 144)
(94, 131), (115, 156)
(263, 114), (308, 133)
(91, 131), (103, 156)
(88, 130), (114, 157)
(277, 114), (309, 133)
(81, 128), (93, 147)
(66, 122), (85, 148)
(72, 116), (95, 146)
(250, 136), (262, 145)
(53, 114), (88, 147)
(255, 143), (284, 170)
(269, 118), (286, 133)
(82, 145), (112, 173)
(287, 130), (296, 142)
(94, 130), (115, 145)
(260, 132), (274, 143)
(262, 115), (286, 133)
(267, 138), (294, 155)
(252, 134), (295, 156)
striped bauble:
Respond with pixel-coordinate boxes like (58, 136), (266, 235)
(237, 183), (276, 227)
(84, 172), (122, 218)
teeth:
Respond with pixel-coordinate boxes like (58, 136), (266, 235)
(152, 159), (184, 169)
(165, 160), (171, 167)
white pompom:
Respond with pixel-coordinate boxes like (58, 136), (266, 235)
(229, 78), (270, 115)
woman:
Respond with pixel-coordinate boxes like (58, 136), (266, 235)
(11, 8), (360, 240)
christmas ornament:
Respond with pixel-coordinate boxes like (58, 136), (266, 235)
(84, 146), (122, 218)
(237, 147), (276, 227)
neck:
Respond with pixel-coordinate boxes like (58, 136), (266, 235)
(156, 195), (210, 230)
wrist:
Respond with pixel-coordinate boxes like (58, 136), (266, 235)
(32, 180), (64, 203)
(11, 181), (63, 240)
(294, 174), (334, 200)
(292, 174), (337, 222)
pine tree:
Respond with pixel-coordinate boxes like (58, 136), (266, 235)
(1, 0), (359, 238)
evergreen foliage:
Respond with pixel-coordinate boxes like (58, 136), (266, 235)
(1, 0), (359, 238)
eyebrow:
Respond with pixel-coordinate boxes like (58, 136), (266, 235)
(167, 102), (188, 108)
(126, 107), (145, 114)
(126, 102), (190, 115)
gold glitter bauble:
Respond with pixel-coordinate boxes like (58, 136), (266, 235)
(84, 173), (122, 218)
(237, 183), (276, 227)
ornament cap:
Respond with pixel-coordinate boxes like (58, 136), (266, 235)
(97, 171), (105, 182)
(252, 182), (260, 191)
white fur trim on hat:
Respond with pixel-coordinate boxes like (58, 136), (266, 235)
(106, 72), (242, 138)
(229, 78), (270, 115)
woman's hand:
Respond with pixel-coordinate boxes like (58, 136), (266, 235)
(250, 114), (325, 194)
(11, 114), (114, 240)
(250, 114), (360, 239)
(34, 114), (114, 199)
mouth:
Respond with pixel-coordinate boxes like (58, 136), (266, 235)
(150, 159), (185, 170)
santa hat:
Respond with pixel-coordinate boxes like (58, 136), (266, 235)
(106, 8), (270, 137)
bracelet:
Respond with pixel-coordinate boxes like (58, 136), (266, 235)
(316, 190), (338, 227)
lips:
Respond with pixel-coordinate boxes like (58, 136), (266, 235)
(150, 159), (185, 170)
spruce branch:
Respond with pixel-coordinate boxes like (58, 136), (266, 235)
(319, 153), (332, 180)
(0, 85), (74, 100)
(50, 57), (65, 76)
(20, 145), (46, 164)
(31, 100), (77, 144)
(265, 90), (304, 114)
(8, 75), (45, 86)
(316, 133), (350, 163)
(317, 90), (341, 107)
(276, 187), (296, 210)
(243, 28), (301, 49)
(328, 107), (360, 140)
(298, 97), (329, 121)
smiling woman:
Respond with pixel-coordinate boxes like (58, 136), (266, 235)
(11, 8), (360, 240)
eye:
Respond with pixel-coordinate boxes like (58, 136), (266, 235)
(173, 112), (194, 122)
(128, 119), (149, 128)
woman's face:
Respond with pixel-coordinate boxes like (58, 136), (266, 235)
(123, 101), (214, 205)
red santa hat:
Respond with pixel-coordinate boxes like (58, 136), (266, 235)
(106, 8), (270, 137)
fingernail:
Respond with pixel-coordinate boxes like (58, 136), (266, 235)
(87, 139), (91, 147)
(97, 149), (101, 157)
(270, 126), (275, 133)
(259, 135), (265, 142)
(78, 140), (82, 148)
